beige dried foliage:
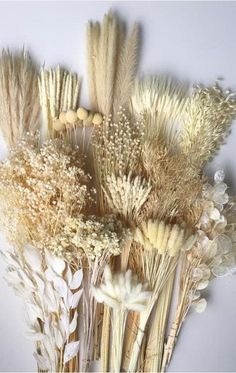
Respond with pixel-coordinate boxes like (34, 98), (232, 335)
(0, 49), (40, 146)
(87, 12), (140, 116)
(38, 66), (80, 141)
(92, 109), (144, 212)
(103, 172), (152, 224)
(0, 135), (89, 255)
(141, 138), (203, 224)
(131, 76), (188, 145)
(181, 84), (236, 166)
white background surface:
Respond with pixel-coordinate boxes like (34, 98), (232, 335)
(0, 1), (236, 372)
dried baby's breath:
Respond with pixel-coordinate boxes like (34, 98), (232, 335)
(0, 135), (89, 253)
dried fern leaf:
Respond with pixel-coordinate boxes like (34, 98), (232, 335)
(181, 84), (236, 166)
(0, 49), (40, 147)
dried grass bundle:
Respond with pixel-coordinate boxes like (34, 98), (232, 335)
(38, 66), (80, 141)
(0, 11), (236, 373)
(87, 12), (140, 116)
(0, 49), (40, 146)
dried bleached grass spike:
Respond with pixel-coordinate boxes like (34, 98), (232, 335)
(103, 172), (152, 223)
(0, 49), (40, 147)
(134, 219), (192, 257)
(181, 84), (236, 166)
(38, 66), (80, 141)
(131, 76), (188, 145)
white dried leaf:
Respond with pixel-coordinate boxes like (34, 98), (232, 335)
(45, 250), (65, 275)
(69, 289), (83, 309)
(65, 266), (73, 284)
(44, 283), (59, 312)
(25, 330), (45, 341)
(53, 277), (68, 299)
(64, 341), (80, 364)
(24, 245), (42, 271)
(69, 311), (78, 335)
(54, 328), (64, 349)
(70, 269), (83, 290)
(33, 352), (49, 371)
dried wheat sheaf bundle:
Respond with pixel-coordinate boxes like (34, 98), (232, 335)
(0, 11), (236, 373)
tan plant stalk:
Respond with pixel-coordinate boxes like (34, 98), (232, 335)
(0, 49), (40, 146)
(144, 270), (175, 372)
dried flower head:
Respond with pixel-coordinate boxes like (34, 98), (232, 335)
(93, 265), (151, 311)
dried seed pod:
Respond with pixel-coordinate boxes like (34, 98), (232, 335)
(59, 111), (67, 124)
(77, 107), (89, 120)
(65, 110), (77, 124)
(92, 113), (103, 125)
(53, 119), (65, 132)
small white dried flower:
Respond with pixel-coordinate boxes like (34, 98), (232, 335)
(92, 266), (151, 312)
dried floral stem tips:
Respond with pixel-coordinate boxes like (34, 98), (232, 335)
(65, 110), (78, 124)
(134, 219), (190, 257)
(92, 113), (103, 125)
(53, 119), (65, 132)
(77, 107), (89, 120)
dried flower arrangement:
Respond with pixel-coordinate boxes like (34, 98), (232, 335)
(0, 11), (236, 373)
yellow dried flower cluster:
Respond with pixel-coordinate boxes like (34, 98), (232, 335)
(39, 215), (128, 262)
(0, 135), (89, 250)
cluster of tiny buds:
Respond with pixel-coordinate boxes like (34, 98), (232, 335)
(53, 107), (103, 132)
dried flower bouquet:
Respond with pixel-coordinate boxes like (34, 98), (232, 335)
(0, 11), (236, 373)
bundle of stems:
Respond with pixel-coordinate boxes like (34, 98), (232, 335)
(0, 11), (236, 373)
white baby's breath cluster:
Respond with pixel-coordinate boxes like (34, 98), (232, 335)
(93, 265), (151, 312)
(0, 135), (89, 254)
(1, 245), (83, 371)
(38, 215), (128, 262)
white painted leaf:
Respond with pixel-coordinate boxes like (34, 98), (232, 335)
(65, 266), (72, 284)
(24, 245), (42, 271)
(45, 267), (57, 282)
(69, 310), (78, 335)
(70, 269), (83, 289)
(53, 277), (68, 299)
(34, 273), (45, 294)
(54, 328), (64, 349)
(33, 352), (49, 371)
(18, 269), (35, 289)
(44, 283), (59, 312)
(25, 330), (45, 341)
(70, 289), (83, 309)
(64, 341), (80, 364)
(45, 250), (65, 275)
